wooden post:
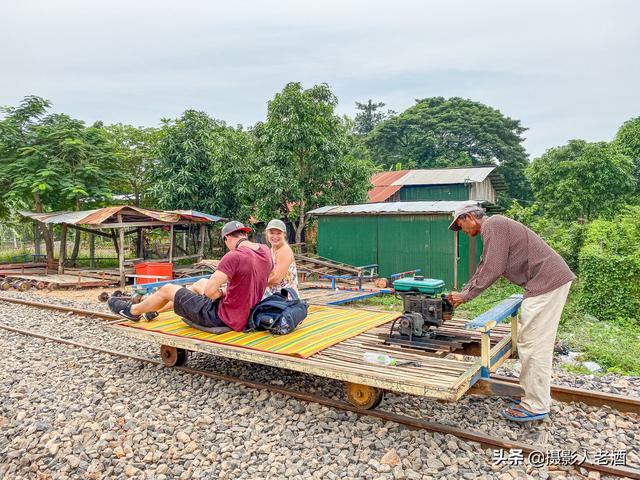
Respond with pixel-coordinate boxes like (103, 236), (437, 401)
(480, 332), (491, 378)
(58, 224), (68, 274)
(34, 223), (41, 256)
(117, 214), (126, 287)
(197, 225), (205, 261)
(511, 312), (519, 359)
(169, 225), (174, 263)
(89, 232), (95, 268)
(137, 228), (144, 259)
(453, 231), (459, 290)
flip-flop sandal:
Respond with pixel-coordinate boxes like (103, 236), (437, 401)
(501, 405), (549, 423)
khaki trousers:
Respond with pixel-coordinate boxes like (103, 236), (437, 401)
(518, 281), (572, 414)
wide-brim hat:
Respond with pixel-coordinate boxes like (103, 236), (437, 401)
(221, 220), (252, 239)
(448, 202), (484, 231)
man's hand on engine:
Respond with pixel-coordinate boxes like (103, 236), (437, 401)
(448, 291), (465, 309)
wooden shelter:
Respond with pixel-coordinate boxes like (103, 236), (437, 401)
(20, 207), (224, 286)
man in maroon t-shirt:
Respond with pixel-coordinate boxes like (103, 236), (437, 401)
(108, 221), (273, 331)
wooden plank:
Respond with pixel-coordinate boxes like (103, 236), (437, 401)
(465, 294), (523, 331)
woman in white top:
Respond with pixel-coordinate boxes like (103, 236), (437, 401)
(264, 219), (299, 297)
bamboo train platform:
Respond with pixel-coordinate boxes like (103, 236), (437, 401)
(110, 295), (523, 408)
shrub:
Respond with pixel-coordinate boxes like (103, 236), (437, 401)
(577, 206), (640, 322)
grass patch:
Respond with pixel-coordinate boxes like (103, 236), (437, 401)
(558, 315), (640, 376)
(455, 278), (523, 319)
(352, 294), (402, 312)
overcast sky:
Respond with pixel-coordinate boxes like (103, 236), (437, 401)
(1, 0), (638, 158)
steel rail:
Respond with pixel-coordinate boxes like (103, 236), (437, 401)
(2, 296), (639, 413)
(0, 295), (118, 321)
(1, 323), (639, 479)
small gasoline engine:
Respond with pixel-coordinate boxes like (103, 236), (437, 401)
(384, 276), (457, 351)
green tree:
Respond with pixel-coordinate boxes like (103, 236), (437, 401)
(105, 124), (160, 207)
(251, 82), (376, 243)
(151, 110), (252, 219)
(1, 96), (118, 260)
(526, 140), (634, 222)
(614, 116), (640, 197)
(353, 100), (394, 136)
(366, 97), (531, 202)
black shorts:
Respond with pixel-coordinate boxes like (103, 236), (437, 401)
(173, 287), (227, 328)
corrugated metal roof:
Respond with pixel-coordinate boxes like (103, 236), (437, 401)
(309, 201), (481, 216)
(168, 210), (225, 222)
(370, 170), (409, 187)
(19, 207), (223, 225)
(391, 167), (496, 186)
(367, 185), (403, 203)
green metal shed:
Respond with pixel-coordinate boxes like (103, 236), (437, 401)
(309, 201), (483, 289)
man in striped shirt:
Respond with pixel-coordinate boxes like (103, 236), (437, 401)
(448, 202), (576, 422)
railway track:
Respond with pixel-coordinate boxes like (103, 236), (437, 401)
(1, 296), (639, 479)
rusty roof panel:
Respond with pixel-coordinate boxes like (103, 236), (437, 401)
(370, 170), (410, 187)
(367, 185), (403, 203)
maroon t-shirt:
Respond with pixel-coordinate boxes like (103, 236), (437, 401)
(216, 244), (272, 331)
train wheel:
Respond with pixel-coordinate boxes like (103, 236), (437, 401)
(98, 292), (110, 302)
(345, 382), (384, 409)
(0, 281), (10, 290)
(160, 345), (187, 367)
(36, 281), (47, 290)
(17, 281), (30, 292)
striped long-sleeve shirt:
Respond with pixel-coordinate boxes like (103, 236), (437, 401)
(460, 215), (576, 301)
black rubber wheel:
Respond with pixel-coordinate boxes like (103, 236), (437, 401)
(160, 345), (188, 367)
(345, 383), (384, 409)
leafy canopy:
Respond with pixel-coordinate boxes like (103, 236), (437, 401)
(151, 110), (252, 219)
(365, 97), (531, 202)
(251, 82), (376, 241)
(352, 100), (394, 136)
(526, 140), (634, 221)
(614, 116), (640, 197)
(105, 124), (160, 207)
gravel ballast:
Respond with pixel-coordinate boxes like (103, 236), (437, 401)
(0, 292), (638, 479)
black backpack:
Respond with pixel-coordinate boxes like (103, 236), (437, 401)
(245, 288), (308, 335)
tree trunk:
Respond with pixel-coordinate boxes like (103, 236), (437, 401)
(89, 232), (95, 267)
(32, 192), (54, 262)
(58, 224), (68, 274)
(294, 200), (306, 245)
(70, 198), (82, 264)
(111, 229), (120, 256)
(34, 224), (41, 256)
(206, 227), (213, 257)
